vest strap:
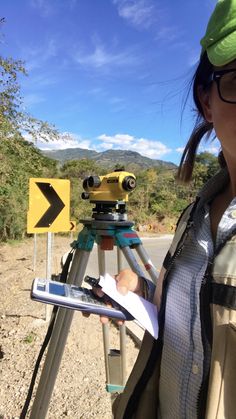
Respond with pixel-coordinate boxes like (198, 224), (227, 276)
(211, 283), (236, 309)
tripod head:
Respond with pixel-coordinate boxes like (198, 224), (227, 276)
(81, 169), (136, 221)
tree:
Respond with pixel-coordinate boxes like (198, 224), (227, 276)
(0, 136), (57, 240)
(0, 19), (59, 142)
(0, 55), (59, 142)
(61, 159), (104, 179)
(192, 152), (220, 191)
(0, 20), (61, 240)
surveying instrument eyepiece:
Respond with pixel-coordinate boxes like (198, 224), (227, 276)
(81, 169), (136, 221)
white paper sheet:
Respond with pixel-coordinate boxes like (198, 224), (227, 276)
(99, 273), (158, 339)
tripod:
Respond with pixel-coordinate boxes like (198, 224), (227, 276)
(29, 216), (159, 418)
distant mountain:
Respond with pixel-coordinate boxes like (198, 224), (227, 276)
(42, 148), (176, 170)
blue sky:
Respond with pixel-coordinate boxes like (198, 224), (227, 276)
(1, 0), (219, 164)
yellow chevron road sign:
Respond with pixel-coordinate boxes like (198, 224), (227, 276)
(27, 178), (71, 233)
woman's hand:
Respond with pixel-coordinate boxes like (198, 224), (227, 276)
(114, 268), (143, 296)
(95, 268), (143, 324)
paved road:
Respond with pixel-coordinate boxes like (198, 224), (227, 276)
(82, 235), (173, 280)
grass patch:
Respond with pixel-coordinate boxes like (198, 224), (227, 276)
(23, 331), (37, 344)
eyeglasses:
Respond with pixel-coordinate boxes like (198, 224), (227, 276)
(211, 69), (236, 104)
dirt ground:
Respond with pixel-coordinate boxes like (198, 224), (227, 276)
(0, 235), (140, 419)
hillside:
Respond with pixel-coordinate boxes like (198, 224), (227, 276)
(0, 135), (220, 242)
(42, 148), (176, 170)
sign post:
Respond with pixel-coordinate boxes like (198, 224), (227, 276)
(33, 234), (37, 272)
(46, 232), (52, 321)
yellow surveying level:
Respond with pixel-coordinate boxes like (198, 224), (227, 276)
(82, 170), (136, 203)
(81, 170), (136, 221)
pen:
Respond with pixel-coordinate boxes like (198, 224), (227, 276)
(84, 275), (102, 289)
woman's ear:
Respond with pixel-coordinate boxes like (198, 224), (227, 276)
(197, 86), (213, 122)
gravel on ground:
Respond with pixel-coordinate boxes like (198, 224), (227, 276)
(0, 236), (140, 419)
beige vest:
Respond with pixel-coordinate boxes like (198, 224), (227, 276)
(113, 207), (236, 419)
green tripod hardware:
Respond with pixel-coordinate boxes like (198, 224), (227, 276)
(29, 171), (159, 418)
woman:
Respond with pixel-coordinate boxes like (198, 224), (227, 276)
(111, 1), (236, 418)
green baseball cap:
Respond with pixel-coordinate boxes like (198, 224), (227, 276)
(200, 0), (236, 66)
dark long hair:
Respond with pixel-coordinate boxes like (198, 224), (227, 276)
(177, 52), (225, 183)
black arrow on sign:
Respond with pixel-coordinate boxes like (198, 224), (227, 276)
(70, 221), (75, 231)
(35, 182), (65, 228)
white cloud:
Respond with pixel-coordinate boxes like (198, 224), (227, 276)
(176, 142), (220, 156)
(74, 39), (139, 70)
(176, 147), (184, 153)
(22, 74), (58, 92)
(23, 93), (45, 107)
(33, 132), (91, 150)
(114, 0), (156, 30)
(97, 133), (171, 158)
(32, 131), (172, 159)
(22, 39), (58, 71)
(98, 133), (134, 146)
(87, 87), (126, 111)
(199, 144), (220, 155)
(155, 25), (181, 43)
(114, 0), (186, 56)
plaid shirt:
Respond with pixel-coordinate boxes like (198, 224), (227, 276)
(158, 197), (236, 419)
